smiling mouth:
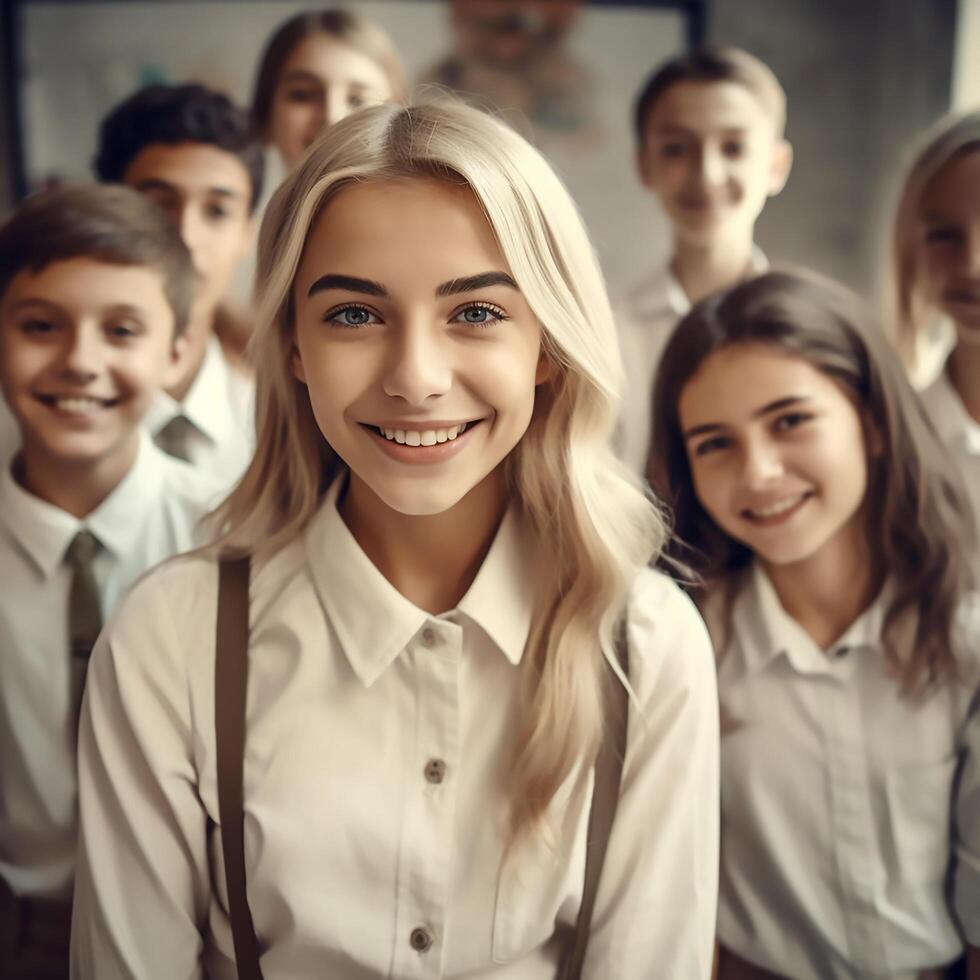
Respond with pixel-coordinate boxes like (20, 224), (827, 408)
(36, 394), (119, 412)
(361, 419), (483, 447)
(741, 491), (813, 522)
(944, 290), (980, 306)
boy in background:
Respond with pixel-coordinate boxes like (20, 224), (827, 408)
(94, 83), (264, 485)
(616, 47), (793, 475)
(0, 186), (217, 979)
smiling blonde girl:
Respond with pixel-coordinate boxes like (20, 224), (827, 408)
(887, 111), (980, 558)
(649, 269), (979, 979)
(70, 100), (719, 979)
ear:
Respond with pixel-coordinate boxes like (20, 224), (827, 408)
(535, 347), (554, 386)
(767, 138), (793, 197)
(163, 332), (190, 390)
(291, 340), (308, 385)
(636, 142), (656, 193)
(239, 213), (259, 258)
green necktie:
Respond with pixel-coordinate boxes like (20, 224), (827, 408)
(65, 530), (103, 662)
(155, 414), (195, 463)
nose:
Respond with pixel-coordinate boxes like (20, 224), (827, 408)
(60, 325), (103, 381)
(382, 323), (453, 405)
(966, 227), (980, 276)
(177, 205), (209, 273)
(741, 436), (784, 489)
(323, 88), (349, 129)
(698, 145), (727, 189)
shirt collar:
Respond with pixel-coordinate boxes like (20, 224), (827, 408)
(0, 430), (170, 578)
(146, 336), (239, 446)
(733, 562), (888, 676)
(928, 365), (980, 456)
(305, 476), (535, 687)
(630, 245), (769, 321)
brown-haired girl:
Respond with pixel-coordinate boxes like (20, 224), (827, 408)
(648, 269), (980, 979)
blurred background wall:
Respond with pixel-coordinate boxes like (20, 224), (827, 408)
(0, 0), (977, 301)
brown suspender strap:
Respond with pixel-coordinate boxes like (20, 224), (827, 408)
(562, 621), (631, 980)
(216, 554), (626, 980)
(215, 556), (265, 980)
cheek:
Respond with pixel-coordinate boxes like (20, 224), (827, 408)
(689, 459), (732, 523)
(918, 248), (954, 295)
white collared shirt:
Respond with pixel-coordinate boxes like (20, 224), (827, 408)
(0, 394), (19, 469)
(0, 432), (220, 901)
(144, 335), (255, 490)
(71, 478), (720, 979)
(713, 564), (980, 979)
(921, 365), (980, 558)
(613, 247), (768, 476)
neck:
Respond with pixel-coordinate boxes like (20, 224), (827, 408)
(16, 433), (139, 519)
(671, 234), (755, 305)
(340, 469), (508, 614)
(167, 305), (214, 402)
(760, 515), (880, 651)
(948, 341), (980, 425)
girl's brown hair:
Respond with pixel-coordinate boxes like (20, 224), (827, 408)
(251, 8), (407, 136)
(649, 269), (974, 690)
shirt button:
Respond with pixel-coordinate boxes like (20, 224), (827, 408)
(409, 926), (433, 952)
(424, 758), (447, 784)
(421, 627), (437, 648)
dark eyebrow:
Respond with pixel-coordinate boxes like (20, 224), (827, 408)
(7, 297), (60, 314)
(436, 272), (518, 296)
(279, 70), (324, 86)
(683, 395), (813, 441)
(307, 274), (388, 298)
(654, 124), (748, 138)
(134, 178), (243, 202)
(921, 212), (957, 224)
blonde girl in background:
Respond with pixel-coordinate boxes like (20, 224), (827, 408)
(887, 110), (980, 556)
(70, 99), (719, 979)
(649, 270), (979, 979)
(225, 8), (408, 342)
(252, 7), (407, 176)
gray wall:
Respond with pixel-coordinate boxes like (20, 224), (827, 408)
(708, 0), (957, 295)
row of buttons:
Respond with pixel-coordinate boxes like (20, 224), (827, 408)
(413, 624), (443, 956)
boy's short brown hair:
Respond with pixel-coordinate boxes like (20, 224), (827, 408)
(634, 46), (786, 144)
(0, 184), (196, 337)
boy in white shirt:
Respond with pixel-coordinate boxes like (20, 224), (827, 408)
(0, 185), (219, 979)
(94, 83), (265, 488)
(616, 47), (793, 475)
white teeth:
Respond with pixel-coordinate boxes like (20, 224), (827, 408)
(54, 397), (105, 412)
(377, 421), (473, 445)
(748, 495), (805, 518)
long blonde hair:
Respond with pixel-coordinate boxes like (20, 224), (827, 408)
(209, 99), (666, 844)
(887, 109), (980, 373)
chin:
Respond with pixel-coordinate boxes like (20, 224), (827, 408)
(369, 480), (471, 519)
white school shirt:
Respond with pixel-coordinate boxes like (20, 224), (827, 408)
(71, 478), (720, 980)
(614, 247), (768, 477)
(0, 432), (220, 901)
(957, 703), (980, 945)
(144, 334), (255, 490)
(920, 364), (980, 557)
(714, 564), (980, 979)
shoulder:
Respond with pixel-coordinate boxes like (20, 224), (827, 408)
(107, 554), (220, 649)
(626, 567), (717, 706)
(613, 268), (674, 325)
(955, 591), (980, 671)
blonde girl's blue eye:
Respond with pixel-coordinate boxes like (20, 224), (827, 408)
(452, 303), (508, 327)
(323, 305), (380, 328)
